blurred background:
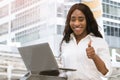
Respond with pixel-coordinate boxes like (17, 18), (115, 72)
(0, 0), (120, 80)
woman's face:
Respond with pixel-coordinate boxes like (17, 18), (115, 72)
(70, 9), (87, 37)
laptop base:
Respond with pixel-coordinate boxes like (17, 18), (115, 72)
(20, 73), (67, 80)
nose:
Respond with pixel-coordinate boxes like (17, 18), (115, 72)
(74, 20), (80, 26)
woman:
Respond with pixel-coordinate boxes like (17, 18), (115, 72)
(59, 3), (112, 80)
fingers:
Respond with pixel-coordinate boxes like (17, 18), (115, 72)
(86, 40), (95, 59)
(88, 40), (92, 47)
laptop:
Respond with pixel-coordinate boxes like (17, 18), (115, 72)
(18, 43), (76, 76)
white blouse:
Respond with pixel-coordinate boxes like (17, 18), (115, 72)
(60, 33), (112, 80)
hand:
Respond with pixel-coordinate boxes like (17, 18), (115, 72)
(86, 40), (96, 59)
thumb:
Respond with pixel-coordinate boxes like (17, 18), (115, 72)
(88, 40), (92, 47)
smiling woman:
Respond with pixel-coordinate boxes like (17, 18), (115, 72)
(70, 9), (87, 44)
(59, 3), (112, 80)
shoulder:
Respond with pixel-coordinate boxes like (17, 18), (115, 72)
(88, 33), (107, 44)
(60, 40), (74, 53)
(91, 35), (107, 43)
(61, 40), (72, 48)
(90, 36), (109, 47)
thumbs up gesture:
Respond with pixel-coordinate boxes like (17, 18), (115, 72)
(86, 40), (96, 59)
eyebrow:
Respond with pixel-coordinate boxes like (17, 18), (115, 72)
(78, 16), (85, 18)
(71, 16), (85, 19)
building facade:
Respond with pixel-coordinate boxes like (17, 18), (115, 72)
(102, 0), (120, 48)
(102, 0), (120, 79)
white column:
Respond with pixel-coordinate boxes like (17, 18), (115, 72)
(7, 1), (12, 45)
(7, 65), (13, 80)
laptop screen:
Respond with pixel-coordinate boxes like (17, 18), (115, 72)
(18, 43), (59, 74)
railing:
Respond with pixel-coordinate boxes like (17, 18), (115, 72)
(111, 49), (120, 67)
(108, 49), (120, 80)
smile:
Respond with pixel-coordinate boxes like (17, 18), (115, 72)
(74, 27), (83, 30)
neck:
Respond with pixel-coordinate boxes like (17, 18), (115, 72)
(74, 33), (87, 44)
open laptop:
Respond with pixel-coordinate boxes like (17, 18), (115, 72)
(18, 42), (76, 76)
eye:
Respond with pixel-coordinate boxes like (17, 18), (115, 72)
(78, 17), (85, 22)
(70, 17), (76, 22)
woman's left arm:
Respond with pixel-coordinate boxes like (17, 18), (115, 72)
(86, 40), (111, 75)
(92, 54), (108, 75)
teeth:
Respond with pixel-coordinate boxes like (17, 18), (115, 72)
(74, 28), (81, 30)
(74, 27), (82, 29)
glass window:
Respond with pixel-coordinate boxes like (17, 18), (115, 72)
(110, 27), (114, 36)
(104, 25), (107, 35)
(0, 41), (7, 44)
(109, 5), (113, 15)
(114, 2), (117, 5)
(0, 5), (8, 18)
(116, 28), (119, 37)
(117, 7), (120, 16)
(106, 4), (109, 14)
(57, 25), (64, 35)
(57, 4), (64, 17)
(103, 3), (105, 13)
(107, 26), (110, 35)
(114, 6), (117, 15)
(118, 28), (120, 37)
(57, 25), (62, 35)
(106, 0), (109, 3)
